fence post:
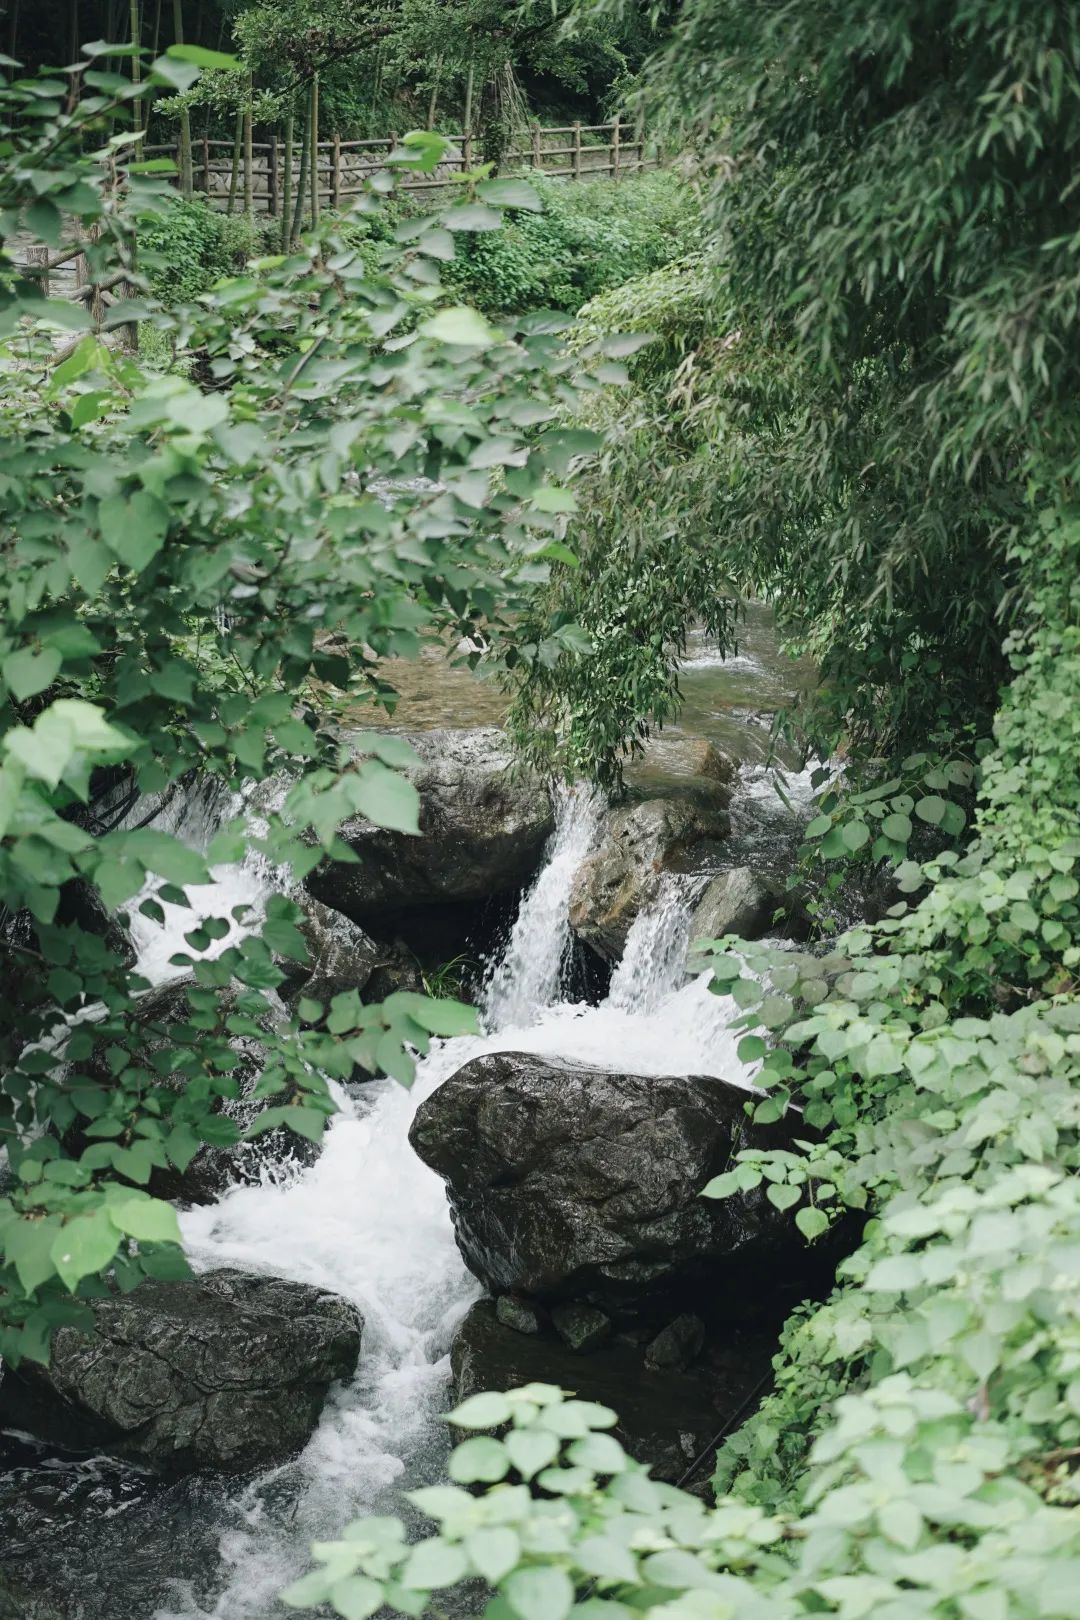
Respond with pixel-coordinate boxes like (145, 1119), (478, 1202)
(201, 134), (211, 198)
(573, 121), (582, 180)
(531, 123), (541, 173)
(268, 132), (279, 218)
(332, 132), (341, 211)
(310, 75), (320, 225)
(282, 116), (293, 246)
(26, 242), (50, 297)
(612, 115), (621, 181)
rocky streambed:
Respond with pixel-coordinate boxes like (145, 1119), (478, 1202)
(1, 638), (836, 1620)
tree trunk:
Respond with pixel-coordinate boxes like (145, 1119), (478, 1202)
(172, 0), (192, 197)
(243, 71), (253, 218)
(463, 60), (474, 139)
(288, 96), (311, 246)
(309, 73), (319, 227)
(281, 112), (294, 250)
(226, 109), (242, 215)
(426, 58), (443, 131)
(129, 0), (141, 135)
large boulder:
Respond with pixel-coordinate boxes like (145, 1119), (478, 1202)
(689, 866), (778, 944)
(569, 797), (731, 962)
(451, 1299), (775, 1491)
(305, 728), (554, 919)
(4, 1270), (361, 1475)
(410, 1051), (806, 1321)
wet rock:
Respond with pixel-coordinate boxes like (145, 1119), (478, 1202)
(306, 728), (554, 918)
(74, 978), (314, 1206)
(5, 1270), (361, 1475)
(496, 1295), (543, 1336)
(624, 736), (738, 802)
(410, 1049), (807, 1321)
(451, 1299), (774, 1491)
(568, 797), (731, 963)
(689, 867), (777, 944)
(0, 1576), (66, 1620)
(0, 1425), (228, 1620)
(646, 1314), (706, 1372)
(276, 893), (424, 1014)
(551, 1303), (612, 1354)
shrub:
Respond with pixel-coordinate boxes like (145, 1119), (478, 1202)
(137, 196), (272, 305)
(441, 167), (699, 314)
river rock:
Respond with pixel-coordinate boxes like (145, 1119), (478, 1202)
(645, 1313), (706, 1372)
(410, 1050), (804, 1320)
(305, 728), (554, 918)
(689, 867), (777, 944)
(624, 736), (738, 800)
(451, 1299), (774, 1490)
(568, 796), (732, 962)
(551, 1302), (612, 1354)
(276, 893), (415, 1008)
(5, 1270), (362, 1475)
(496, 1295), (544, 1336)
(73, 978), (314, 1205)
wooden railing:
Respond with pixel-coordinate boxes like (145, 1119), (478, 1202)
(144, 118), (658, 219)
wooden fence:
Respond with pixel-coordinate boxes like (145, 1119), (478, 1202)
(144, 118), (658, 220)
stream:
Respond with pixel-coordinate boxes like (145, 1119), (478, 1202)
(0, 622), (818, 1620)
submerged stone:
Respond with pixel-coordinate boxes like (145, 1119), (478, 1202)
(645, 1313), (707, 1371)
(496, 1295), (544, 1336)
(452, 1298), (774, 1491)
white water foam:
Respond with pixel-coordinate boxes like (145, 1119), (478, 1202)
(147, 783), (756, 1618)
(127, 779), (289, 987)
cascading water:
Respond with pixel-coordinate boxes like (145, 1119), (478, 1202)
(608, 873), (705, 1015)
(7, 744), (796, 1620)
(126, 779), (290, 988)
(480, 783), (603, 1030)
(133, 787), (755, 1619)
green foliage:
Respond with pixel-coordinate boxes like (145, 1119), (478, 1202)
(287, 1383), (1080, 1618)
(137, 195), (270, 305)
(0, 56), (611, 1361)
(465, 0), (1080, 1614)
(442, 170), (697, 315)
(506, 251), (729, 784)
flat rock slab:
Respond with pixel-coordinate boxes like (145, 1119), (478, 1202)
(6, 1270), (362, 1475)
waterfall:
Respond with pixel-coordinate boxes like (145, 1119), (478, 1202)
(608, 873), (704, 1014)
(137, 781), (757, 1620)
(480, 783), (603, 1030)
